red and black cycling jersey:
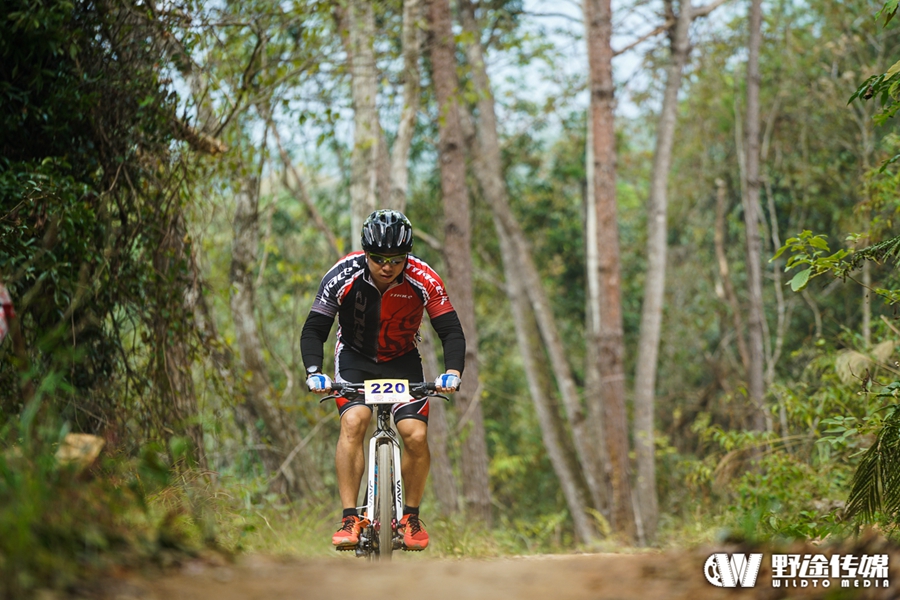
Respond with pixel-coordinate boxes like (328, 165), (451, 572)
(300, 252), (465, 374)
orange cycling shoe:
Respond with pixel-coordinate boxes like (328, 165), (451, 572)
(399, 513), (429, 550)
(332, 515), (370, 548)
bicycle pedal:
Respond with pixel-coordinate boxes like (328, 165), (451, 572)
(335, 545), (356, 552)
(402, 547), (425, 552)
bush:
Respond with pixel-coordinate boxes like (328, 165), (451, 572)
(0, 414), (213, 598)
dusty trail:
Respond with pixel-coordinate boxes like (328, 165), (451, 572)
(98, 548), (897, 600)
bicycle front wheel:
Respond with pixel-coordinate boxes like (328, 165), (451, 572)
(376, 442), (394, 561)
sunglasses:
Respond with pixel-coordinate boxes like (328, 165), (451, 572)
(368, 253), (407, 266)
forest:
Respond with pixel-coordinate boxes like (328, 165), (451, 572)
(2, 0), (900, 595)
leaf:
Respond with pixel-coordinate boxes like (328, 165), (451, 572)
(887, 59), (900, 79)
(878, 153), (900, 173)
(879, 0), (900, 25)
(771, 243), (790, 261)
(809, 236), (830, 251)
(790, 268), (812, 292)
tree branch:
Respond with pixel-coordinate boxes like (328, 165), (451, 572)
(270, 125), (342, 260)
(613, 0), (731, 56)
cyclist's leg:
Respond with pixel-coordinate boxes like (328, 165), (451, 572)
(336, 404), (372, 510)
(377, 349), (431, 549)
(334, 346), (374, 512)
(387, 349), (429, 507)
(395, 417), (429, 507)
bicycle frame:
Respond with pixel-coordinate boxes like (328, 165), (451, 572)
(360, 404), (403, 558)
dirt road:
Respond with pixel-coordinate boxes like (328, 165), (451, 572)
(98, 547), (897, 600)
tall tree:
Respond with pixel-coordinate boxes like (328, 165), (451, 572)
(391, 0), (461, 512)
(583, 110), (612, 521)
(584, 0), (636, 540)
(418, 325), (460, 513)
(388, 0), (424, 212)
(230, 143), (323, 498)
(426, 0), (492, 523)
(632, 0), (694, 544)
(743, 0), (768, 431)
(155, 212), (207, 469)
(458, 0), (599, 540)
(343, 0), (385, 239)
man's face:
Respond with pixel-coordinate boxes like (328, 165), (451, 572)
(366, 252), (407, 286)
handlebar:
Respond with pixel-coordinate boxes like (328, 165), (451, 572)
(318, 381), (454, 403)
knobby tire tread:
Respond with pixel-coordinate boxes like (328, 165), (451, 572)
(376, 442), (394, 561)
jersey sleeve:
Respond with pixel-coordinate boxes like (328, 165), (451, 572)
(310, 252), (364, 318)
(407, 257), (455, 319)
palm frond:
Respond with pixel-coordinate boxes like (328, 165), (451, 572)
(846, 406), (900, 521)
(846, 234), (900, 271)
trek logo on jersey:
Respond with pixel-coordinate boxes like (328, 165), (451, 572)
(704, 553), (763, 588)
(319, 262), (358, 304)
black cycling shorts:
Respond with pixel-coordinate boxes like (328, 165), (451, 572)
(334, 343), (428, 424)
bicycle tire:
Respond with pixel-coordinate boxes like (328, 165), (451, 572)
(376, 442), (394, 560)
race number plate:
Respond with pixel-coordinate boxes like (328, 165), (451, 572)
(364, 379), (411, 404)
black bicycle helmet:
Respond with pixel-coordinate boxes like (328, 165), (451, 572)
(360, 209), (414, 253)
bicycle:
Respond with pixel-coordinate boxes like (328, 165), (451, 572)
(320, 379), (451, 561)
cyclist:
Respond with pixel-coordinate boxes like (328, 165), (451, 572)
(301, 209), (465, 551)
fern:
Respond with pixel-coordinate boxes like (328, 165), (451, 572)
(845, 234), (900, 272)
(846, 403), (900, 522)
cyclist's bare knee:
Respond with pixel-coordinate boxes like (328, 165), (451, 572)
(340, 406), (372, 442)
(397, 419), (428, 452)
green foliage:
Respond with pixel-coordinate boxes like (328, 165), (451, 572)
(776, 230), (900, 303)
(844, 411), (900, 523)
(843, 391), (900, 524)
(877, 0), (899, 25)
(0, 0), (203, 447)
(0, 419), (213, 597)
(730, 452), (846, 540)
(772, 231), (850, 292)
(7, 0), (900, 566)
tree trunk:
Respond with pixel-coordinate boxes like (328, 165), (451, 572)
(863, 261), (872, 347)
(583, 110), (612, 522)
(715, 178), (751, 373)
(426, 0), (492, 524)
(156, 211), (207, 469)
(584, 0), (636, 541)
(743, 0), (768, 431)
(419, 324), (460, 514)
(632, 0), (692, 544)
(230, 172), (322, 498)
(188, 239), (281, 477)
(494, 211), (598, 542)
(346, 0), (382, 241)
(388, 0), (424, 212)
